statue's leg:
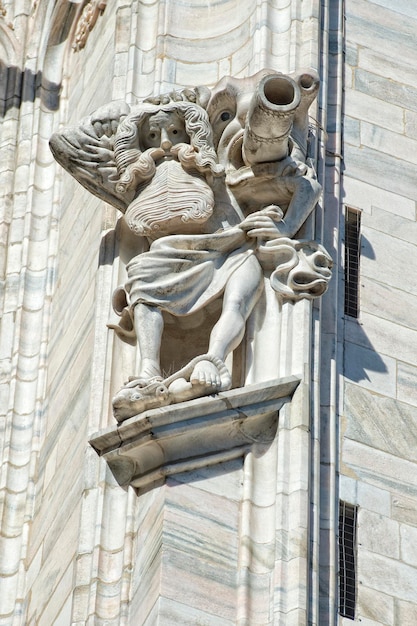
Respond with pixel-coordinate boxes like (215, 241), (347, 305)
(190, 255), (263, 387)
(133, 302), (164, 380)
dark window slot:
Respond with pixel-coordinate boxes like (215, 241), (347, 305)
(344, 208), (361, 318)
(338, 500), (358, 619)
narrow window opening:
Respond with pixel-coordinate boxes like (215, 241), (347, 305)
(344, 208), (361, 317)
(338, 501), (358, 619)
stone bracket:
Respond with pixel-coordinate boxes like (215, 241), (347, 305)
(89, 376), (300, 491)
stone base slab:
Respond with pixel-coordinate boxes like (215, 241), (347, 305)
(90, 376), (300, 491)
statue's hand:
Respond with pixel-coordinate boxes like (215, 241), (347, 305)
(239, 205), (287, 240)
(144, 86), (211, 108)
(90, 101), (130, 138)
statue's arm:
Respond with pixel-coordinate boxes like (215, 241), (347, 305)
(239, 163), (321, 240)
(50, 101), (134, 212)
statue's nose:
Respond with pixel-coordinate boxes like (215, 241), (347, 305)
(160, 129), (172, 151)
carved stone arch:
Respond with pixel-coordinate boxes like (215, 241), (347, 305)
(0, 0), (84, 115)
(28, 0), (83, 111)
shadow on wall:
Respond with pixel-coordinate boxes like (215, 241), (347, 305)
(0, 59), (61, 116)
(0, 0), (79, 116)
(344, 322), (387, 384)
(343, 233), (387, 384)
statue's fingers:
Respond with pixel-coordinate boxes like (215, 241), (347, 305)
(93, 121), (104, 137)
(246, 227), (279, 238)
(240, 217), (261, 230)
(182, 89), (196, 103)
(101, 122), (111, 137)
(145, 96), (160, 105)
(78, 148), (103, 161)
(243, 215), (273, 225)
(243, 219), (275, 232)
(111, 120), (119, 135)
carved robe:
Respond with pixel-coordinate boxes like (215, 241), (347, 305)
(125, 228), (252, 314)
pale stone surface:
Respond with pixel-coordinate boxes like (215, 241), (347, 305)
(360, 226), (417, 297)
(344, 143), (417, 201)
(360, 276), (417, 333)
(397, 361), (417, 407)
(345, 313), (417, 369)
(342, 439), (417, 499)
(339, 474), (357, 505)
(37, 565), (74, 626)
(396, 599), (417, 626)
(357, 586), (394, 625)
(368, 0), (417, 19)
(169, 457), (243, 500)
(392, 494), (417, 526)
(129, 478), (241, 624)
(343, 341), (396, 397)
(362, 206), (417, 247)
(52, 594), (73, 626)
(146, 597), (234, 626)
(358, 509), (399, 560)
(361, 121), (417, 168)
(400, 524), (417, 567)
(357, 482), (391, 517)
(344, 384), (417, 462)
(358, 549), (417, 604)
(344, 89), (404, 134)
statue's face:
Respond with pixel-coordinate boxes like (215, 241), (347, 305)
(141, 111), (189, 152)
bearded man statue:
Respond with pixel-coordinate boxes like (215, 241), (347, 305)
(109, 101), (265, 407)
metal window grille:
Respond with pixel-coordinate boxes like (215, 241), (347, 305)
(344, 208), (361, 317)
(338, 501), (358, 619)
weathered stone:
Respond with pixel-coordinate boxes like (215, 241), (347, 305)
(358, 549), (417, 604)
(358, 509), (399, 560)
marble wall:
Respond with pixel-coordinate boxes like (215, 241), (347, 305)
(339, 0), (417, 624)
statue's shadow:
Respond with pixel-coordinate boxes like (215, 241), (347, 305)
(343, 233), (388, 385)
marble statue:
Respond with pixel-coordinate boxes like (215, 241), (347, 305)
(50, 69), (332, 421)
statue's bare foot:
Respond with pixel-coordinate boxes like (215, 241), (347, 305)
(124, 359), (162, 388)
(190, 360), (222, 388)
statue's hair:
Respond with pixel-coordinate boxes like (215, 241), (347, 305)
(114, 101), (222, 192)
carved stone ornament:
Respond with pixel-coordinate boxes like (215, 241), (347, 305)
(50, 69), (332, 423)
(72, 0), (107, 52)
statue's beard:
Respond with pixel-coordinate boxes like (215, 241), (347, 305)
(124, 158), (214, 237)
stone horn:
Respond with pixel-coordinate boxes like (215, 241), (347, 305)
(242, 69), (320, 165)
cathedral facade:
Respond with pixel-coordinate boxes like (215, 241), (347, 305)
(0, 1), (416, 624)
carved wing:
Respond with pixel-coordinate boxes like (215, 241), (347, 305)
(49, 102), (134, 212)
